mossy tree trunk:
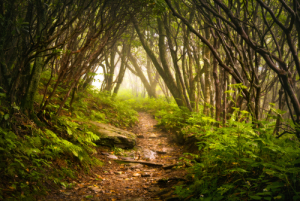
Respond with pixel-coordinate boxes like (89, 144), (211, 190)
(21, 0), (45, 118)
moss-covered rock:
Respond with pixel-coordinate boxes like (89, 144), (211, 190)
(89, 121), (136, 149)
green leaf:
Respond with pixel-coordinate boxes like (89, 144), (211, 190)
(226, 168), (248, 173)
(66, 127), (72, 135)
(4, 114), (9, 120)
(12, 105), (20, 110)
(249, 195), (262, 200)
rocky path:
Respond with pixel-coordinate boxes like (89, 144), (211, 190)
(43, 112), (186, 201)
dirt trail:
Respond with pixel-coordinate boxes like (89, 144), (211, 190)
(43, 112), (186, 201)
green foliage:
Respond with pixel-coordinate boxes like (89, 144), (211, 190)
(124, 96), (300, 200)
(0, 118), (103, 199)
(120, 94), (176, 115)
(0, 84), (139, 199)
(71, 89), (138, 127)
(173, 110), (300, 200)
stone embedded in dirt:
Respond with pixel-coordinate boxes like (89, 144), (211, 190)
(88, 186), (101, 193)
(142, 149), (156, 160)
(141, 172), (151, 177)
(132, 173), (141, 177)
(165, 169), (173, 173)
(128, 163), (144, 169)
(107, 155), (118, 159)
(114, 171), (123, 175)
(149, 133), (158, 138)
(137, 135), (144, 138)
(89, 121), (136, 149)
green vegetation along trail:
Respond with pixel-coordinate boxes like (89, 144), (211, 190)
(43, 112), (187, 201)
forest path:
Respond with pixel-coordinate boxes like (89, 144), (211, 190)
(43, 112), (187, 201)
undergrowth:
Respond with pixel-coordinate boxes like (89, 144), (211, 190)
(123, 95), (300, 201)
(0, 77), (138, 199)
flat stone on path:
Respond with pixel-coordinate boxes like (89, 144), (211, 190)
(149, 133), (159, 138)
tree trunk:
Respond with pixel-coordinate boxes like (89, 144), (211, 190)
(203, 23), (211, 115)
(127, 52), (156, 98)
(133, 17), (185, 108)
(113, 43), (128, 97)
(213, 51), (221, 122)
(21, 0), (45, 117)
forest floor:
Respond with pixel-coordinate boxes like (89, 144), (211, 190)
(42, 112), (187, 201)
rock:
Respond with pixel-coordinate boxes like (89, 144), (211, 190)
(137, 135), (144, 138)
(88, 186), (101, 192)
(149, 133), (158, 138)
(142, 149), (156, 160)
(90, 121), (136, 149)
(107, 155), (118, 159)
(132, 173), (141, 177)
(127, 163), (144, 169)
(141, 172), (151, 177)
